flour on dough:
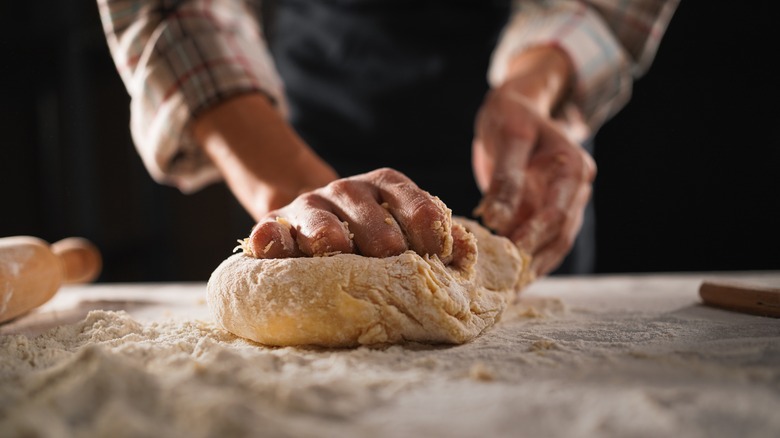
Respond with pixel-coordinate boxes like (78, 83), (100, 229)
(207, 217), (530, 347)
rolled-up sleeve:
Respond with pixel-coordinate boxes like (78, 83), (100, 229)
(489, 0), (679, 136)
(97, 0), (285, 193)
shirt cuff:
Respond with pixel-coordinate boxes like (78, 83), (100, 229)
(129, 12), (286, 193)
(488, 1), (631, 136)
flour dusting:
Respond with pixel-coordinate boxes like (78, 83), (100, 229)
(2, 275), (780, 437)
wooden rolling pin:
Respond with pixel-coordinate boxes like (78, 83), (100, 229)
(700, 280), (780, 318)
(0, 236), (102, 323)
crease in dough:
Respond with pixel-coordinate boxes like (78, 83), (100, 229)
(207, 217), (531, 348)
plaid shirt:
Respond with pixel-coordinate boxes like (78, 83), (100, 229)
(97, 0), (679, 192)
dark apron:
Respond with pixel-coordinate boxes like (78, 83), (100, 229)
(265, 0), (594, 274)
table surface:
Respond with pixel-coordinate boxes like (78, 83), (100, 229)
(2, 271), (779, 437)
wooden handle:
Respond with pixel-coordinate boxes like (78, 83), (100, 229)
(699, 280), (780, 318)
(51, 237), (102, 284)
(0, 236), (102, 323)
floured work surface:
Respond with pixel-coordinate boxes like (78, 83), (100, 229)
(1, 273), (780, 437)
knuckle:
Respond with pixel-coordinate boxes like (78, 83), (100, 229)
(562, 147), (596, 181)
(368, 167), (398, 180)
(581, 151), (597, 181)
(295, 192), (325, 208)
(295, 192), (317, 205)
(323, 178), (353, 196)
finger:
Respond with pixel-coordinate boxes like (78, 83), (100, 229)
(247, 216), (300, 259)
(471, 91), (538, 233)
(471, 106), (500, 190)
(321, 177), (408, 258)
(529, 247), (562, 279)
(510, 144), (594, 250)
(442, 221), (477, 272)
(474, 136), (534, 235)
(510, 205), (566, 256)
(365, 168), (454, 259)
(285, 193), (355, 257)
(529, 183), (592, 276)
(510, 177), (577, 256)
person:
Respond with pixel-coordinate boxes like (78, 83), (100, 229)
(97, 0), (679, 278)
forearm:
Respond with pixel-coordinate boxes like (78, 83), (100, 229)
(491, 0), (679, 135)
(193, 93), (338, 220)
(97, 0), (286, 192)
(501, 45), (574, 116)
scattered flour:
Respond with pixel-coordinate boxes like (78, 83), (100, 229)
(1, 282), (780, 437)
(0, 310), (425, 437)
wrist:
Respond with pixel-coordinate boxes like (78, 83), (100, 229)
(502, 45), (574, 116)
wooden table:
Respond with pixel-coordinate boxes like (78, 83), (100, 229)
(2, 272), (779, 437)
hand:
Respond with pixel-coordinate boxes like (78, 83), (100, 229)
(245, 168), (472, 266)
(473, 48), (596, 277)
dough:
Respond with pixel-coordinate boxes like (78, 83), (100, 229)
(206, 217), (530, 347)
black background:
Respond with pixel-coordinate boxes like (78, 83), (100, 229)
(1, 1), (778, 282)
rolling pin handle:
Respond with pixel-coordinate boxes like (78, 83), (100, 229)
(51, 237), (103, 284)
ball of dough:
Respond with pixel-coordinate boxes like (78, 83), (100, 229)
(207, 218), (529, 347)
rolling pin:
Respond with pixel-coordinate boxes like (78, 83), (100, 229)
(0, 236), (102, 323)
(700, 280), (780, 318)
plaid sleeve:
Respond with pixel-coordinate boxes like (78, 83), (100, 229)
(97, 0), (286, 193)
(489, 0), (679, 136)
